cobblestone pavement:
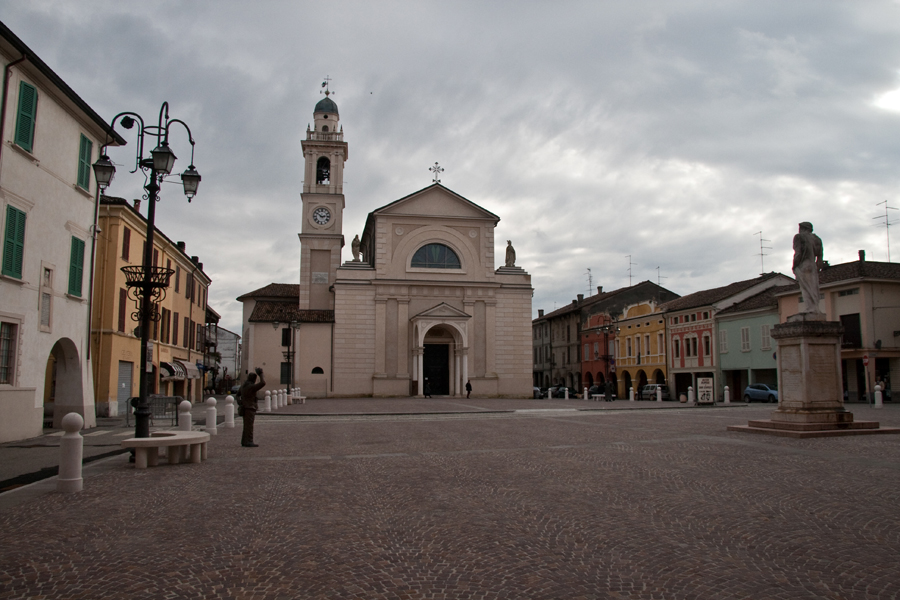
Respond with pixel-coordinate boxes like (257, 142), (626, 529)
(2, 403), (899, 599)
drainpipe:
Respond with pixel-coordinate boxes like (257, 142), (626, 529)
(0, 54), (27, 183)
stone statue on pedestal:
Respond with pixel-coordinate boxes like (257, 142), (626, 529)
(505, 240), (516, 268)
(351, 235), (361, 262)
(792, 222), (823, 315)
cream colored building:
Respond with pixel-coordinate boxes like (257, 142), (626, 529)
(92, 197), (212, 414)
(239, 95), (533, 398)
(0, 23), (125, 441)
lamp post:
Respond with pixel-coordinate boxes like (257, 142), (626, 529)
(93, 103), (201, 440)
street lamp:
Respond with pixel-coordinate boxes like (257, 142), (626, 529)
(93, 102), (201, 440)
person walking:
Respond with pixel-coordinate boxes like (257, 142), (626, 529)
(239, 367), (266, 447)
(466, 380), (472, 399)
(424, 379), (432, 398)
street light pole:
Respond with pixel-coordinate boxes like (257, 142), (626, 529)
(93, 102), (201, 440)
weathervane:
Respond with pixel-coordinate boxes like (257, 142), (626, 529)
(430, 162), (444, 183)
(321, 76), (334, 97)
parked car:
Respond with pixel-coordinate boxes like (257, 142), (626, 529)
(587, 384), (616, 400)
(230, 384), (241, 395)
(743, 383), (778, 403)
(533, 386), (543, 399)
(641, 384), (671, 401)
(548, 386), (581, 398)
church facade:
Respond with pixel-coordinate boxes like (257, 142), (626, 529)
(238, 95), (532, 398)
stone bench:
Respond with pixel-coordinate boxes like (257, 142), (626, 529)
(121, 431), (211, 469)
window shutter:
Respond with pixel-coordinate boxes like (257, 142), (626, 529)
(173, 312), (179, 346)
(3, 206), (26, 278)
(122, 227), (130, 260)
(68, 237), (85, 296)
(118, 288), (127, 332)
(15, 82), (37, 152)
(77, 134), (92, 190)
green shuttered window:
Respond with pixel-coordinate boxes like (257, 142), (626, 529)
(2, 205), (26, 279)
(15, 81), (37, 152)
(77, 134), (92, 190)
(68, 236), (85, 296)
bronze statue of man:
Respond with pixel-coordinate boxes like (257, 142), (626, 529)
(792, 222), (824, 315)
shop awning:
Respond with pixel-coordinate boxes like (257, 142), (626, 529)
(160, 361), (187, 381)
(175, 360), (202, 380)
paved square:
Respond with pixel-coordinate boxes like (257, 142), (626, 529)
(2, 402), (899, 599)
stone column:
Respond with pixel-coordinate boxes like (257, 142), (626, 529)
(454, 349), (461, 396)
(397, 299), (410, 378)
(416, 347), (424, 396)
(374, 298), (387, 377)
(485, 301), (497, 376)
(461, 347), (469, 394)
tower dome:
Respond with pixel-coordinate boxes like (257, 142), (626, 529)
(314, 96), (339, 116)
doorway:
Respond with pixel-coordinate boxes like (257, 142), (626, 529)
(423, 344), (450, 395)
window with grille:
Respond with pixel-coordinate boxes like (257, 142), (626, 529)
(411, 244), (461, 269)
(0, 322), (17, 384)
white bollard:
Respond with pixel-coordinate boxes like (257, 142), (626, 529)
(280, 389), (286, 407)
(724, 386), (730, 404)
(205, 397), (217, 435)
(178, 400), (193, 431)
(264, 390), (272, 413)
(57, 413), (84, 493)
(584, 387), (588, 400)
(224, 395), (235, 428)
(657, 388), (662, 402)
(688, 386), (695, 404)
(564, 387), (569, 400)
(875, 384), (884, 409)
(629, 387), (635, 402)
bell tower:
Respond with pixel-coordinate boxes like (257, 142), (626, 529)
(299, 89), (348, 311)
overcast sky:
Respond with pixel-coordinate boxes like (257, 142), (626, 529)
(5, 1), (900, 333)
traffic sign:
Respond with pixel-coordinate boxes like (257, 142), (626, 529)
(863, 355), (869, 366)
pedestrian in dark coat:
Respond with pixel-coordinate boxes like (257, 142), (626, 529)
(240, 368), (266, 447)
(466, 380), (472, 399)
(424, 379), (432, 398)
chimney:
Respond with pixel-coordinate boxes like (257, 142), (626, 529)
(177, 241), (186, 252)
(133, 199), (141, 212)
(577, 294), (584, 302)
(198, 263), (203, 271)
(538, 309), (544, 317)
(597, 286), (603, 294)
(859, 250), (866, 262)
(191, 256), (199, 265)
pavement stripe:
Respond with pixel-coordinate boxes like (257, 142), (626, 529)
(82, 430), (111, 437)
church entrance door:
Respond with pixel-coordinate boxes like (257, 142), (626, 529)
(423, 344), (451, 395)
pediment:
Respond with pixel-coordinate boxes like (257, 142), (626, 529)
(412, 302), (472, 320)
(374, 184), (499, 222)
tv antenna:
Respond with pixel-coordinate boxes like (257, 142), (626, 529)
(626, 255), (636, 287)
(586, 268), (593, 295)
(754, 231), (772, 274)
(874, 200), (898, 262)
(656, 266), (667, 287)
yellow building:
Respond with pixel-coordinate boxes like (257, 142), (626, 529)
(615, 301), (669, 398)
(91, 197), (211, 415)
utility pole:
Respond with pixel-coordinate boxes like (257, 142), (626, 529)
(754, 231), (771, 275)
(874, 200), (898, 262)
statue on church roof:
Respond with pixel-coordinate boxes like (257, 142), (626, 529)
(351, 235), (361, 262)
(505, 240), (516, 268)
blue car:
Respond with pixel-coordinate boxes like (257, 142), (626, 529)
(743, 383), (778, 403)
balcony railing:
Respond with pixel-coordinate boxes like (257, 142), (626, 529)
(306, 131), (343, 142)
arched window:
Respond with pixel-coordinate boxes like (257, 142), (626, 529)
(411, 243), (461, 269)
(311, 367), (324, 374)
(321, 125), (329, 132)
(316, 157), (330, 184)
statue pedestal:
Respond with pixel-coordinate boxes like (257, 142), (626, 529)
(728, 315), (900, 438)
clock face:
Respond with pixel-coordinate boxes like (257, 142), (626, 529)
(312, 207), (331, 225)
